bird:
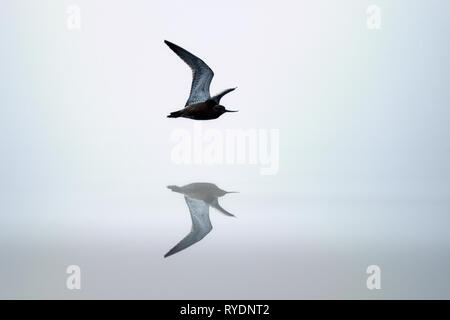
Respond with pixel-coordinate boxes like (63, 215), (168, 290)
(164, 40), (238, 120)
(165, 183), (238, 258)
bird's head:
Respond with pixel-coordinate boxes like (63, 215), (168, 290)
(167, 185), (182, 193)
(213, 105), (238, 115)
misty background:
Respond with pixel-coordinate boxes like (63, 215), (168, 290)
(0, 0), (449, 298)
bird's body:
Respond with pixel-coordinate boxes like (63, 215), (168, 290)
(165, 183), (237, 257)
(164, 40), (238, 120)
(167, 99), (235, 120)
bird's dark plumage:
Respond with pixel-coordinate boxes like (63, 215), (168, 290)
(164, 40), (238, 120)
(167, 99), (237, 120)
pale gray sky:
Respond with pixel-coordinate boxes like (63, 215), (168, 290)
(0, 0), (449, 298)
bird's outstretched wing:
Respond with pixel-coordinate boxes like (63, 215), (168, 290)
(164, 196), (213, 258)
(210, 198), (235, 217)
(164, 40), (214, 106)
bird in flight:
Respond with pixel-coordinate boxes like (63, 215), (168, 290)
(164, 40), (238, 120)
(165, 183), (238, 258)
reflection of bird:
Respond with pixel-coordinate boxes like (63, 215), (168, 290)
(165, 183), (238, 258)
(164, 40), (238, 120)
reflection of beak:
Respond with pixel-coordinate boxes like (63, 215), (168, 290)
(225, 109), (238, 112)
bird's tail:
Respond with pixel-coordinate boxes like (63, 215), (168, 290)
(167, 110), (183, 118)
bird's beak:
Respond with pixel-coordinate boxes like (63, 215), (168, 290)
(225, 109), (238, 112)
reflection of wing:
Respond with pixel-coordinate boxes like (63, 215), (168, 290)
(164, 40), (214, 106)
(164, 196), (213, 258)
(210, 198), (235, 217)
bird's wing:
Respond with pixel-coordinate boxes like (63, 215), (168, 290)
(211, 88), (237, 104)
(210, 198), (235, 217)
(164, 40), (214, 106)
(164, 196), (213, 257)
